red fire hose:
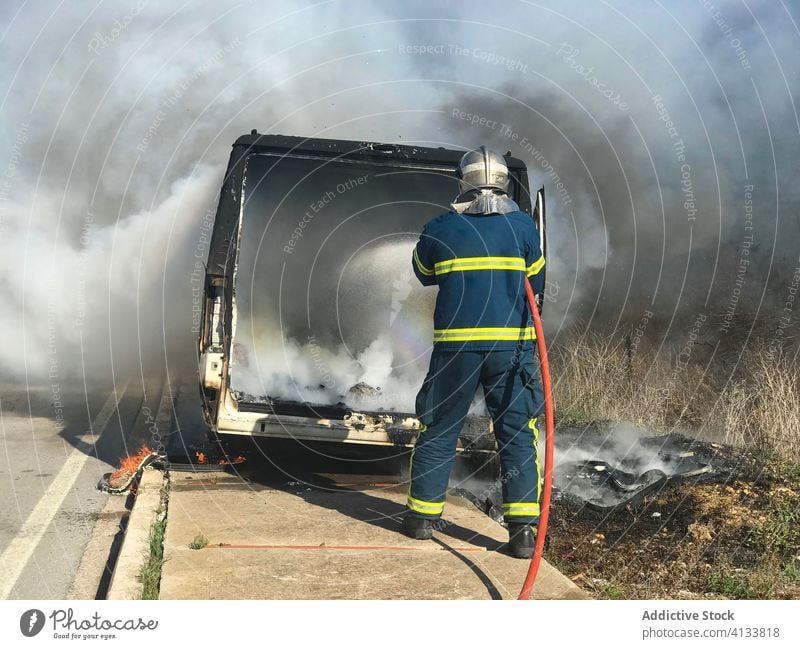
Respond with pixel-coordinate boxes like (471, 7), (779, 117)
(518, 277), (554, 600)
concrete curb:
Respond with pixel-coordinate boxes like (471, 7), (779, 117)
(106, 468), (165, 600)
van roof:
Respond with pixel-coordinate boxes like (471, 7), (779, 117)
(232, 132), (528, 170)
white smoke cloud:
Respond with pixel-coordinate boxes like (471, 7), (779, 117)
(0, 0), (797, 394)
(0, 164), (221, 378)
(231, 240), (429, 411)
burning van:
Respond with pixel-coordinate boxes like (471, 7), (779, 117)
(197, 132), (545, 450)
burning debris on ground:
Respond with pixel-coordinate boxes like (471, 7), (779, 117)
(98, 446), (158, 494)
(98, 445), (247, 494)
(551, 423), (715, 510)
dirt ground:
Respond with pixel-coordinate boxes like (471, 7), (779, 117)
(545, 441), (800, 599)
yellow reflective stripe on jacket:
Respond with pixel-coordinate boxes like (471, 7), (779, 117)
(435, 256), (527, 275)
(413, 247), (434, 276)
(433, 326), (536, 342)
(407, 494), (445, 515)
(503, 502), (541, 516)
(526, 254), (545, 276)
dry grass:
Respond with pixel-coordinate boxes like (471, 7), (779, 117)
(551, 332), (708, 429)
(547, 328), (800, 599)
(550, 330), (799, 459)
(547, 465), (800, 599)
(717, 350), (800, 456)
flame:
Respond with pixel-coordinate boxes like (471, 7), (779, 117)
(109, 445), (154, 488)
(196, 451), (207, 464)
(217, 455), (246, 465)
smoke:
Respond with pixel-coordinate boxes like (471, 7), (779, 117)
(555, 423), (676, 475)
(233, 328), (422, 411)
(0, 1), (437, 382)
(551, 423), (692, 507)
(0, 162), (220, 379)
(448, 422), (690, 511)
(1, 0), (797, 396)
(232, 238), (432, 411)
(424, 3), (800, 342)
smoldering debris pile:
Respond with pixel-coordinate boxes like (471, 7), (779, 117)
(447, 422), (717, 519)
(553, 423), (714, 510)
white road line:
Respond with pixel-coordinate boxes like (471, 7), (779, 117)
(0, 382), (129, 599)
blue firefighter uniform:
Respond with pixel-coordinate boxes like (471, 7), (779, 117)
(408, 208), (545, 524)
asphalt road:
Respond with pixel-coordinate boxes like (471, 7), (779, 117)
(0, 376), (205, 599)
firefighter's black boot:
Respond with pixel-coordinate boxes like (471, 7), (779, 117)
(507, 523), (536, 559)
(402, 514), (434, 540)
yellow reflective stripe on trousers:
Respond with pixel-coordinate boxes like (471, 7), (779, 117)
(503, 502), (541, 516)
(435, 256), (526, 275)
(529, 417), (542, 502)
(526, 254), (545, 276)
(407, 494), (445, 515)
(413, 247), (434, 276)
(433, 326), (536, 342)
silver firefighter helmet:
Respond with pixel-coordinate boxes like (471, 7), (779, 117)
(455, 145), (510, 194)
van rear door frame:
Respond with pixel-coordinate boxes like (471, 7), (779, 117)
(198, 133), (534, 443)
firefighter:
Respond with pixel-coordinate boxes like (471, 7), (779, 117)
(402, 145), (545, 559)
